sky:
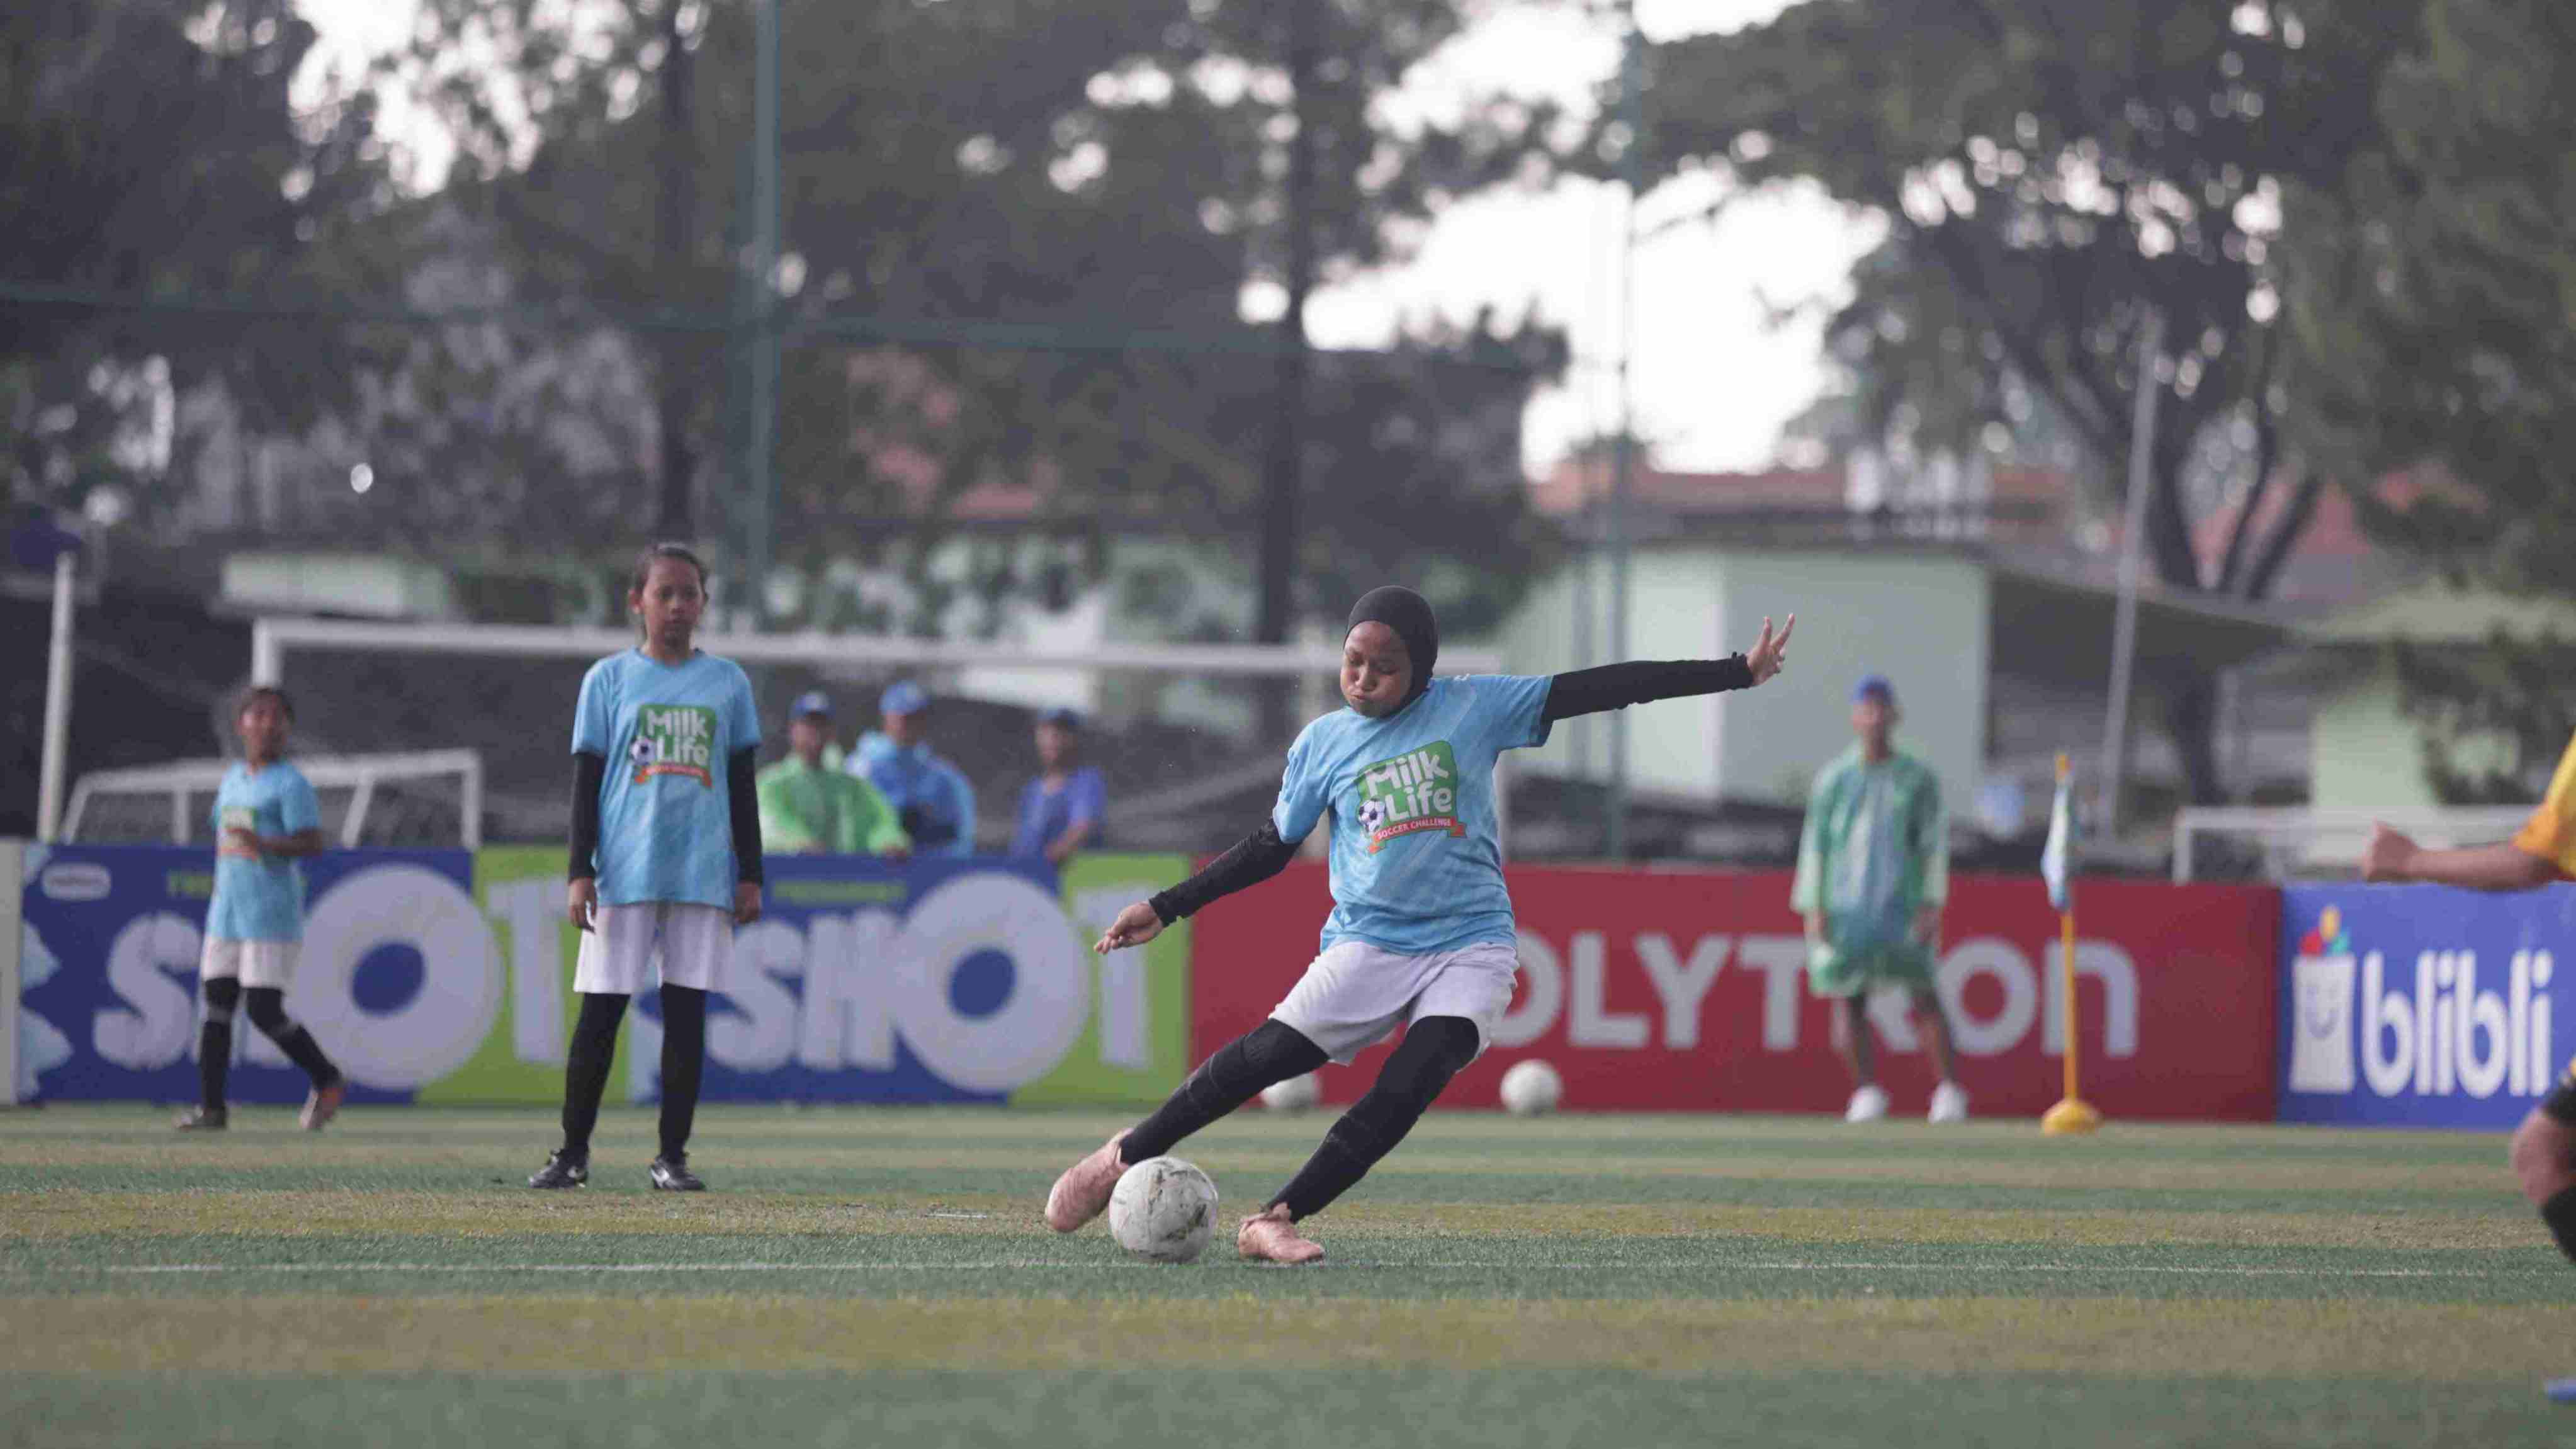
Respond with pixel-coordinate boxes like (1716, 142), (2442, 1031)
(293, 0), (1877, 478)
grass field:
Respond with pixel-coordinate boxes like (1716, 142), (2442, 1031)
(3, 1103), (2569, 1447)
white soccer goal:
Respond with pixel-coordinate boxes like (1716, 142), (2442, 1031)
(61, 750), (486, 850)
(2171, 805), (2536, 883)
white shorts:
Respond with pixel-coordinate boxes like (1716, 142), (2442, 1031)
(574, 902), (734, 996)
(1269, 939), (1520, 1064)
(200, 937), (299, 990)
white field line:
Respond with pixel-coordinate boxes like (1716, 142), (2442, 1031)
(0, 1258), (2529, 1280)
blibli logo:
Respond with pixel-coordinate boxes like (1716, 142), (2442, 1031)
(2288, 905), (2553, 1100)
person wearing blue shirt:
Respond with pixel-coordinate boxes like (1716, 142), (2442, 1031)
(177, 685), (346, 1133)
(849, 680), (978, 857)
(1012, 708), (1107, 864)
(531, 543), (765, 1194)
(1044, 585), (1797, 1263)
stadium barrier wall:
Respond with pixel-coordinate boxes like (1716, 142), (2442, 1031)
(14, 843), (1189, 1107)
(1192, 865), (2281, 1120)
(2278, 882), (2576, 1129)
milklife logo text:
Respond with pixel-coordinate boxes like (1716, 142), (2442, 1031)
(1354, 741), (1465, 853)
(630, 704), (718, 787)
(2287, 903), (2555, 1101)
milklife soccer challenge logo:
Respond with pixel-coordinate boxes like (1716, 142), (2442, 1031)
(2286, 902), (2556, 1102)
(1355, 740), (1466, 853)
(630, 704), (717, 787)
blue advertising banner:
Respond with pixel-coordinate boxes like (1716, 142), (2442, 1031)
(20, 843), (475, 1105)
(16, 843), (1189, 1107)
(2278, 882), (2576, 1129)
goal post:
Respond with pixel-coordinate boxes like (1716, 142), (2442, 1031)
(62, 750), (487, 850)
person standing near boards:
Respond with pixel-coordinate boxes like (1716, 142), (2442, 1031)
(531, 543), (764, 1192)
(175, 685), (346, 1132)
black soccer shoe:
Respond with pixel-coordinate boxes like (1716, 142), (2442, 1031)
(528, 1149), (589, 1190)
(173, 1106), (227, 1132)
(649, 1155), (706, 1192)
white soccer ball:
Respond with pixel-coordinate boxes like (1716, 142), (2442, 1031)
(1499, 1059), (1563, 1116)
(1107, 1156), (1220, 1263)
(1260, 1072), (1321, 1112)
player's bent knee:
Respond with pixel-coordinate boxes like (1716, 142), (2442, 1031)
(1369, 1017), (1478, 1112)
(242, 986), (291, 1034)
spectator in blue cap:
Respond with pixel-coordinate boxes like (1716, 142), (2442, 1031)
(1790, 673), (1964, 1125)
(1013, 707), (1108, 865)
(848, 680), (978, 857)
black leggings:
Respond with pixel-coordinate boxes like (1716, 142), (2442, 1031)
(559, 986), (709, 1161)
(1270, 1016), (1480, 1219)
(1119, 1015), (1482, 1221)
(197, 976), (342, 1111)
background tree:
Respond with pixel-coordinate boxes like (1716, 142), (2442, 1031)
(398, 0), (1559, 640)
(2, 0), (390, 528)
(1604, 0), (2412, 803)
(2279, 0), (2576, 801)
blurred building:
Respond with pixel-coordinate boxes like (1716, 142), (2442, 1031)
(1500, 452), (2295, 862)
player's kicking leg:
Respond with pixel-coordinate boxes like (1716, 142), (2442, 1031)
(1044, 1019), (1327, 1231)
(1239, 1015), (1484, 1264)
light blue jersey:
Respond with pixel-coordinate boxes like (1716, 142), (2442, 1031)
(206, 760), (321, 942)
(1272, 674), (1553, 957)
(573, 650), (760, 908)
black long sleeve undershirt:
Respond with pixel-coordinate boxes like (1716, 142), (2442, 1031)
(728, 746), (764, 886)
(1150, 820), (1297, 925)
(568, 751), (605, 882)
(1541, 656), (1754, 723)
(567, 747), (764, 886)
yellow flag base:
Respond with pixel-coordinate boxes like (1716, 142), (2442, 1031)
(2041, 1097), (2103, 1135)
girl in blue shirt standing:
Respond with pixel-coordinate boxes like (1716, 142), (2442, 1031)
(177, 686), (346, 1131)
(1046, 585), (1795, 1261)
(531, 544), (764, 1192)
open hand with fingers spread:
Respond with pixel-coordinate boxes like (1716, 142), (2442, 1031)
(1744, 614), (1797, 685)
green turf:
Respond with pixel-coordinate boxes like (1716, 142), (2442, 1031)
(3, 1104), (2570, 1447)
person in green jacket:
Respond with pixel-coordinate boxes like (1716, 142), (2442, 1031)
(1790, 675), (1964, 1125)
(757, 692), (910, 858)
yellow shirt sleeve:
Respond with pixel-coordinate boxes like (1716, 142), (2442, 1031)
(2510, 732), (2576, 878)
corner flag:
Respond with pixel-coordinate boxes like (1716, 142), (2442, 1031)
(2040, 757), (2076, 912)
(2038, 751), (2099, 1135)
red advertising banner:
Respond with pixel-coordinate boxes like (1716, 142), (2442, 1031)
(1190, 865), (2279, 1121)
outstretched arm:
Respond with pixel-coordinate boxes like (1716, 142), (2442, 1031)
(1542, 614), (1795, 723)
(2363, 825), (2561, 891)
(1094, 820), (1300, 953)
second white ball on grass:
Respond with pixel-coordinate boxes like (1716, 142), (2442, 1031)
(1499, 1059), (1564, 1116)
(1107, 1156), (1221, 1263)
(1260, 1071), (1321, 1112)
